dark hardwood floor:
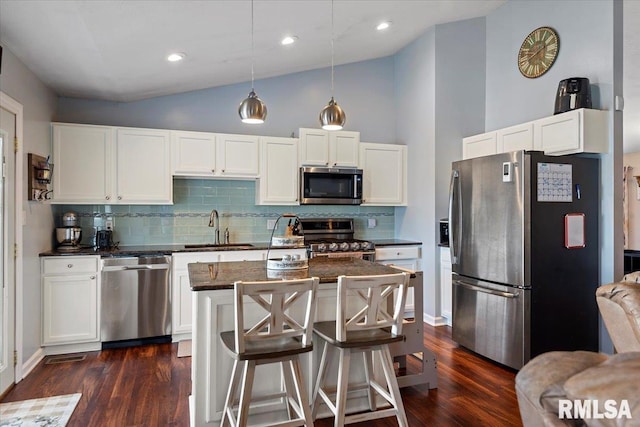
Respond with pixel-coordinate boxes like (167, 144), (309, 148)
(2, 325), (522, 426)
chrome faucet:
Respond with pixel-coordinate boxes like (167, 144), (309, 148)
(208, 209), (220, 245)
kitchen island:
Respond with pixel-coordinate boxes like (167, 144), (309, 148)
(188, 257), (437, 426)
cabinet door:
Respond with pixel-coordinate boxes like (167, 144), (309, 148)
(534, 110), (581, 155)
(171, 130), (217, 177)
(440, 247), (452, 326)
(258, 137), (299, 205)
(359, 143), (407, 205)
(329, 131), (359, 167)
(299, 128), (330, 166)
(52, 123), (113, 204)
(497, 122), (534, 152)
(216, 134), (260, 177)
(462, 132), (497, 159)
(42, 274), (99, 344)
(116, 128), (172, 204)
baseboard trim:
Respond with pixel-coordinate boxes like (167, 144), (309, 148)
(21, 348), (44, 380)
(424, 313), (447, 326)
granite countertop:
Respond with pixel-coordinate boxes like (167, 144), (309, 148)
(188, 257), (409, 291)
(40, 239), (423, 257)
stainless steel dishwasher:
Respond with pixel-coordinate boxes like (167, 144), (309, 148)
(101, 255), (171, 347)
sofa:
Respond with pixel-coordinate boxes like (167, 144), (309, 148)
(515, 273), (640, 427)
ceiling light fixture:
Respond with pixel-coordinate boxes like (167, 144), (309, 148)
(319, 0), (346, 131)
(167, 52), (186, 62)
(376, 21), (391, 31)
(238, 0), (267, 124)
(281, 36), (298, 46)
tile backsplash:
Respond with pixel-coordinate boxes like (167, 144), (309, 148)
(54, 179), (395, 247)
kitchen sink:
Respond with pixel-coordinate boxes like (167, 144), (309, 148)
(184, 243), (254, 250)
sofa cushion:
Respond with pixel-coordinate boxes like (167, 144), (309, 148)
(596, 282), (640, 346)
(516, 351), (608, 415)
(562, 352), (640, 427)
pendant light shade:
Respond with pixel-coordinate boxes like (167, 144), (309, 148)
(238, 0), (267, 124)
(319, 0), (345, 130)
(239, 90), (267, 124)
(320, 97), (345, 130)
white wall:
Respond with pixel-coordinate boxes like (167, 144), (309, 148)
(0, 46), (58, 368)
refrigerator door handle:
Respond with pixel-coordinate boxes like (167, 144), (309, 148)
(448, 169), (460, 264)
(455, 280), (519, 299)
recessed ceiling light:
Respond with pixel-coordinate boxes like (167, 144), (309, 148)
(376, 21), (391, 31)
(167, 52), (186, 62)
(281, 36), (298, 46)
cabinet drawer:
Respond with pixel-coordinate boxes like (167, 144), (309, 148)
(42, 256), (99, 274)
(375, 246), (420, 261)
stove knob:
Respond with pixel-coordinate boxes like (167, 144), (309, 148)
(339, 242), (350, 251)
(361, 241), (373, 251)
(317, 243), (327, 252)
(328, 242), (339, 252)
(350, 242), (361, 251)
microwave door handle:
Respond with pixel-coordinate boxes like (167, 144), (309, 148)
(448, 169), (460, 264)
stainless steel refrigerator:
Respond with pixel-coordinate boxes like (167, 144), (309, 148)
(448, 150), (599, 370)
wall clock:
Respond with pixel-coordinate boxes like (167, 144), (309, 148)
(517, 26), (559, 78)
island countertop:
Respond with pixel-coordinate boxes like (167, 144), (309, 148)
(188, 257), (407, 291)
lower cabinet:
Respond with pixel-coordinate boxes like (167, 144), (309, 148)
(375, 245), (421, 316)
(439, 247), (452, 326)
(41, 256), (100, 346)
(171, 248), (307, 339)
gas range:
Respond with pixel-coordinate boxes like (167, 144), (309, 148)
(299, 218), (375, 260)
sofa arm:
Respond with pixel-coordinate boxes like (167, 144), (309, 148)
(596, 282), (640, 352)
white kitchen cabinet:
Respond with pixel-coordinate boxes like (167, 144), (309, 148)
(359, 143), (407, 206)
(171, 130), (217, 177)
(52, 123), (114, 203)
(41, 256), (100, 346)
(497, 122), (536, 153)
(462, 131), (497, 160)
(439, 247), (452, 326)
(299, 128), (360, 167)
(52, 123), (172, 204)
(171, 131), (260, 179)
(257, 137), (299, 205)
(116, 127), (172, 204)
(375, 245), (421, 316)
(171, 248), (307, 339)
(533, 108), (609, 156)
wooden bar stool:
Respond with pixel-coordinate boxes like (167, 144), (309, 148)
(220, 277), (319, 427)
(311, 272), (410, 427)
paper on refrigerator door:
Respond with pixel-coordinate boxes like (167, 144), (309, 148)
(537, 162), (572, 202)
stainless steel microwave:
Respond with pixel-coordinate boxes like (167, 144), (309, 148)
(299, 166), (363, 205)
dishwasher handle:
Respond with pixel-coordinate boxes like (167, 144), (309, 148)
(102, 264), (170, 272)
(454, 280), (519, 299)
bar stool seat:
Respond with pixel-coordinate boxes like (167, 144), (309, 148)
(220, 277), (319, 427)
(312, 272), (410, 427)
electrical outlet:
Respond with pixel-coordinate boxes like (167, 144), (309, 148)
(367, 218), (377, 228)
(105, 219), (114, 231)
(267, 219), (277, 230)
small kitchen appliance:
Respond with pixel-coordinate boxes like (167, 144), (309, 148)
(554, 77), (592, 114)
(96, 229), (115, 250)
(56, 211), (82, 252)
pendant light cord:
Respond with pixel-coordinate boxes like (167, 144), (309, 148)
(251, 0), (255, 91)
(330, 0), (335, 95)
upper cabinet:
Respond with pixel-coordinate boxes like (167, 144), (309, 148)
(52, 123), (172, 204)
(299, 128), (359, 167)
(172, 131), (259, 178)
(116, 127), (172, 204)
(359, 142), (407, 206)
(256, 137), (299, 205)
(533, 108), (608, 156)
(52, 123), (114, 203)
(462, 108), (609, 159)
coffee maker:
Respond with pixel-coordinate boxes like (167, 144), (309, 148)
(554, 77), (592, 114)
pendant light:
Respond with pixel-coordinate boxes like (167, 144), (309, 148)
(238, 0), (267, 124)
(319, 0), (346, 130)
